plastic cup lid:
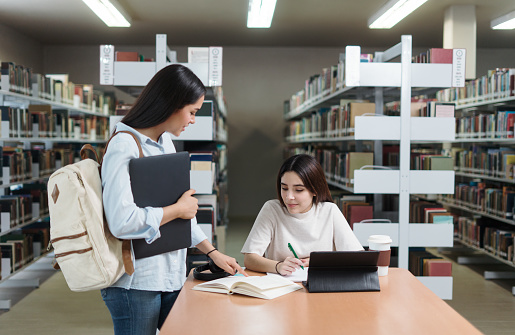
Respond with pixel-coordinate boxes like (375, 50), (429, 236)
(367, 235), (392, 244)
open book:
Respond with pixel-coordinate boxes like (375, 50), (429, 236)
(192, 275), (302, 299)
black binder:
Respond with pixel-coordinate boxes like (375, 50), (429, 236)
(303, 251), (381, 293)
(129, 151), (192, 259)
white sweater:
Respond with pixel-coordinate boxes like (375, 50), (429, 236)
(241, 200), (364, 261)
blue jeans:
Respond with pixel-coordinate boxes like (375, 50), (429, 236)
(101, 287), (181, 335)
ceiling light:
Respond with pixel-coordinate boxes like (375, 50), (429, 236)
(82, 0), (131, 27)
(491, 10), (515, 30)
(247, 0), (277, 28)
(368, 0), (428, 29)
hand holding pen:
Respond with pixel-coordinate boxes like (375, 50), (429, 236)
(288, 243), (304, 269)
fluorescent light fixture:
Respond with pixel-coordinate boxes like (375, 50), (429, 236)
(368, 0), (428, 29)
(82, 0), (131, 27)
(491, 10), (515, 30)
(247, 0), (277, 28)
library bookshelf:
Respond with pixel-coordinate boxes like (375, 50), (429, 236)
(100, 34), (229, 260)
(0, 81), (112, 309)
(416, 81), (515, 295)
(284, 35), (465, 299)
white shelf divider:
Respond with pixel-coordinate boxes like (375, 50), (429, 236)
(355, 116), (455, 141)
(353, 170), (454, 194)
(416, 276), (453, 300)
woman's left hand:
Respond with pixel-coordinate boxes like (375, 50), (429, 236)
(209, 251), (248, 277)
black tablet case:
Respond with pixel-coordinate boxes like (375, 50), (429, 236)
(129, 151), (192, 259)
(304, 251), (381, 293)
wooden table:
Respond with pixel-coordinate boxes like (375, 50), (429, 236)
(160, 268), (481, 335)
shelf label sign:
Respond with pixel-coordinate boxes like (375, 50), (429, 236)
(208, 47), (223, 86)
(100, 45), (115, 85)
(452, 49), (466, 87)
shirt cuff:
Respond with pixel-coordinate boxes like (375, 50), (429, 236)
(145, 207), (163, 244)
(190, 217), (208, 246)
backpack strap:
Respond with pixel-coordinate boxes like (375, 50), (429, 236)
(102, 130), (144, 163)
(79, 130), (144, 164)
(80, 144), (100, 162)
(80, 129), (144, 277)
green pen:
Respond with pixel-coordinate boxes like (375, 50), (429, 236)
(287, 243), (305, 270)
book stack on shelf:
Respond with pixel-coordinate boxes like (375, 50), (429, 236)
(436, 68), (515, 106)
(455, 107), (515, 139)
(333, 195), (373, 229)
(455, 216), (515, 266)
(285, 100), (375, 142)
(287, 63), (345, 113)
(1, 63), (116, 115)
(412, 48), (454, 65)
(409, 248), (452, 277)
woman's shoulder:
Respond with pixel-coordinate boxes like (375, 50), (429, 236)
(105, 132), (141, 159)
(263, 199), (283, 211)
(317, 201), (341, 214)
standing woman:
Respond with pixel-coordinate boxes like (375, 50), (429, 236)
(101, 64), (245, 335)
(241, 154), (363, 276)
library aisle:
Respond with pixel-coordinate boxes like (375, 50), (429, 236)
(1, 220), (515, 334)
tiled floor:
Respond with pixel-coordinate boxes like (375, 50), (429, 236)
(1, 218), (515, 334)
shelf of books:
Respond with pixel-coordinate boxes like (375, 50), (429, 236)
(410, 70), (515, 294)
(283, 35), (465, 299)
(0, 62), (116, 309)
(101, 37), (229, 260)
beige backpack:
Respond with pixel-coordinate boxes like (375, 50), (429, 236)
(47, 131), (141, 292)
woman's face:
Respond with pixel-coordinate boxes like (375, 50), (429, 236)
(167, 95), (205, 137)
(280, 171), (315, 214)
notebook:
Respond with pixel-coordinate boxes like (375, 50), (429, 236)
(304, 250), (381, 293)
(129, 151), (192, 259)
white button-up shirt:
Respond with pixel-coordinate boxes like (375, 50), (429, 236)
(102, 122), (207, 291)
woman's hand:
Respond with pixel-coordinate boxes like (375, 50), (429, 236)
(301, 257), (310, 267)
(277, 256), (303, 276)
(176, 189), (198, 219)
(209, 251), (248, 277)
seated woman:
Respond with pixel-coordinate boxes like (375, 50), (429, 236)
(241, 154), (364, 276)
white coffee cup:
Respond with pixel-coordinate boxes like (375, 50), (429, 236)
(368, 235), (392, 276)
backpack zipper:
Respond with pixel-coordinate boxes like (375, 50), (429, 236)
(55, 247), (93, 258)
(74, 172), (85, 187)
(48, 231), (88, 251)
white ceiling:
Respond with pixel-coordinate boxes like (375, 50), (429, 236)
(0, 0), (514, 48)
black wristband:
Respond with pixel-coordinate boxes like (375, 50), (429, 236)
(275, 261), (283, 274)
(206, 248), (217, 257)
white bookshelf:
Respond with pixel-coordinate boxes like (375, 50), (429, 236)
(284, 36), (465, 299)
(100, 34), (223, 88)
(0, 83), (110, 309)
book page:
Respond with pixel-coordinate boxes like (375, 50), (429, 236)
(192, 275), (300, 299)
(266, 267), (308, 282)
(193, 276), (243, 291)
(232, 283), (301, 299)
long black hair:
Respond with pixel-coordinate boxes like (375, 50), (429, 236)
(122, 64), (206, 129)
(276, 154), (333, 207)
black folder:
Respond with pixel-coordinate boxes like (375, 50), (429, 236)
(129, 151), (192, 259)
(304, 251), (380, 293)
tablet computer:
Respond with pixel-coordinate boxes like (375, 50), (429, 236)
(309, 250), (380, 269)
(304, 250), (381, 292)
(129, 151), (192, 259)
